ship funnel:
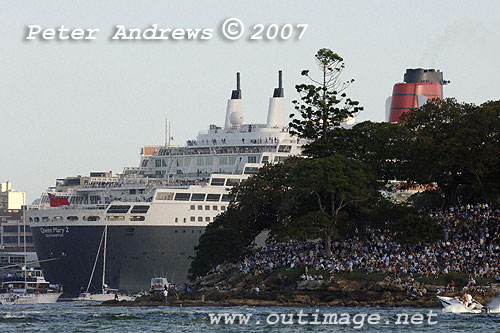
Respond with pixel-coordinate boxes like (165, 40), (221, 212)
(266, 70), (285, 128)
(231, 72), (242, 99)
(225, 72), (243, 129)
(388, 68), (447, 122)
(273, 70), (284, 97)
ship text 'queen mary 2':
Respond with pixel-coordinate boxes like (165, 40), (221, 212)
(27, 71), (304, 296)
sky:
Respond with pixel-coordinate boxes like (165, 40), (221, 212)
(1, 1), (499, 202)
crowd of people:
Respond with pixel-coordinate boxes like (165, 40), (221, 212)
(213, 204), (499, 284)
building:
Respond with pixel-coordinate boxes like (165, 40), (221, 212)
(0, 209), (33, 251)
(0, 181), (26, 210)
(0, 182), (35, 268)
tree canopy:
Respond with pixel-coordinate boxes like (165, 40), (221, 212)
(289, 48), (362, 154)
(400, 98), (500, 206)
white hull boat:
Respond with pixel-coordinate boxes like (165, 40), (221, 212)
(437, 296), (484, 313)
(76, 292), (135, 302)
(0, 292), (62, 305)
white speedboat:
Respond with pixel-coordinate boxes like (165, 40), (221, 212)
(437, 296), (485, 313)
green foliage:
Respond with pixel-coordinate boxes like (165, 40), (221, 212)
(285, 154), (378, 255)
(278, 210), (334, 242)
(369, 199), (411, 227)
(230, 157), (301, 237)
(389, 213), (444, 245)
(188, 211), (249, 278)
(401, 98), (500, 206)
(312, 121), (412, 180)
(407, 189), (445, 210)
(289, 48), (363, 146)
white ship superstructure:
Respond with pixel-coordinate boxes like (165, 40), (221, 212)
(28, 72), (304, 295)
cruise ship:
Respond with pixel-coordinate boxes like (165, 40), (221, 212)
(28, 71), (304, 296)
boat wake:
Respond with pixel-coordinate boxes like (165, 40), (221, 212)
(441, 303), (480, 314)
(487, 296), (500, 313)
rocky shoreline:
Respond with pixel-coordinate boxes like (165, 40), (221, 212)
(102, 271), (499, 308)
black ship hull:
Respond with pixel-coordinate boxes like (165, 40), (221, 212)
(31, 225), (205, 296)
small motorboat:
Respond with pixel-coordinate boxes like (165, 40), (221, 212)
(437, 296), (485, 313)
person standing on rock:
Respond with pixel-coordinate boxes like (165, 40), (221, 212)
(163, 286), (169, 303)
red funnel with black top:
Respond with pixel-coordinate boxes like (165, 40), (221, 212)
(387, 68), (449, 122)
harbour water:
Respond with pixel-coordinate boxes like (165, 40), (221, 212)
(1, 303), (499, 332)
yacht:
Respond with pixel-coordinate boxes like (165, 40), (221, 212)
(0, 268), (62, 304)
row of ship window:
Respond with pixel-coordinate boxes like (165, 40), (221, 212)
(153, 156), (260, 167)
(29, 204), (226, 223)
(30, 216), (146, 222)
(155, 192), (233, 201)
(175, 216), (212, 223)
(152, 154), (290, 168)
(152, 149), (291, 166)
(190, 205), (226, 211)
(173, 229), (203, 234)
(29, 212), (222, 223)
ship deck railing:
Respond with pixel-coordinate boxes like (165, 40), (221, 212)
(29, 204), (109, 211)
(156, 145), (279, 156)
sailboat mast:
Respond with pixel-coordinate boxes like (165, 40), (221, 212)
(23, 205), (27, 294)
(165, 117), (172, 147)
(102, 225), (107, 294)
(85, 228), (105, 294)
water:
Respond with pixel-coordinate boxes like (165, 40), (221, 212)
(0, 303), (499, 332)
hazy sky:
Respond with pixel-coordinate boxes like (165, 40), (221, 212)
(1, 1), (499, 202)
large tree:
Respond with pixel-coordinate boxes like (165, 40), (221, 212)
(289, 48), (363, 156)
(460, 100), (500, 201)
(401, 98), (500, 206)
(287, 154), (378, 256)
